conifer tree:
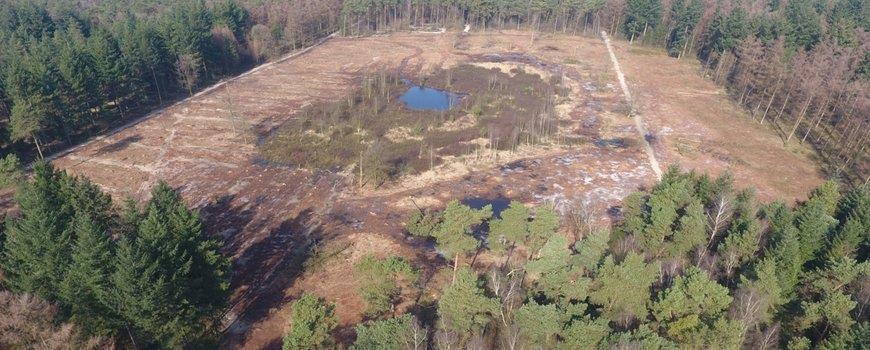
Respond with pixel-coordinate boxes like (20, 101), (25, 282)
(353, 314), (427, 350)
(589, 252), (660, 322)
(487, 200), (529, 254)
(59, 213), (120, 336)
(353, 254), (418, 316)
(437, 267), (499, 335)
(527, 205), (559, 256)
(573, 229), (609, 272)
(1, 162), (72, 300)
(669, 198), (705, 258)
(430, 201), (491, 282)
(527, 234), (590, 303)
(560, 317), (610, 349)
(652, 267), (733, 343)
(283, 293), (336, 350)
(111, 181), (229, 347)
(514, 300), (564, 346)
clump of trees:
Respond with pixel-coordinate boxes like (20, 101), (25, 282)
(0, 162), (230, 348)
(286, 166), (867, 348)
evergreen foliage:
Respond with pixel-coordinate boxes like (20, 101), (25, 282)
(283, 293), (337, 350)
(0, 163), (230, 347)
(353, 254), (418, 315)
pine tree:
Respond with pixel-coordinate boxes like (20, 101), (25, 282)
(487, 200), (529, 254)
(589, 252), (660, 322)
(527, 234), (590, 303)
(527, 204), (559, 256)
(669, 199), (705, 258)
(514, 300), (565, 346)
(795, 183), (840, 264)
(437, 267), (499, 335)
(652, 267), (733, 343)
(430, 201), (491, 282)
(353, 314), (427, 350)
(573, 229), (609, 272)
(560, 317), (610, 349)
(353, 254), (418, 315)
(283, 293), (336, 350)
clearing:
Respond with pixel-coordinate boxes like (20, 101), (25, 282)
(50, 30), (824, 349)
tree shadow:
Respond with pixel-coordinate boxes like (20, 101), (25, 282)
(94, 135), (143, 155)
(221, 209), (321, 348)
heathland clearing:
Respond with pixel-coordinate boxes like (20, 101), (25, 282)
(51, 30), (823, 348)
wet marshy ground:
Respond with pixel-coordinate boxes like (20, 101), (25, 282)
(258, 61), (572, 187)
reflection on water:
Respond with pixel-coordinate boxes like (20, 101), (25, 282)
(399, 80), (463, 111)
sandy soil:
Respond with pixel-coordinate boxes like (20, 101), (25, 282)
(611, 43), (824, 201)
(50, 30), (823, 349)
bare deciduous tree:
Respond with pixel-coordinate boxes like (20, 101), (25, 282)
(175, 53), (202, 96)
(0, 291), (113, 350)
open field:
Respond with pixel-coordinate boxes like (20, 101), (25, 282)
(50, 30), (824, 348)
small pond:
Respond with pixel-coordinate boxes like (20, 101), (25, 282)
(399, 80), (463, 111)
(462, 196), (511, 218)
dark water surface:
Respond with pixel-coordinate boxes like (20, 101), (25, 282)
(399, 80), (463, 111)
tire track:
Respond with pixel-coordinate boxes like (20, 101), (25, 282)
(601, 31), (663, 180)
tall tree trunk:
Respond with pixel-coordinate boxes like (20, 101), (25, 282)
(803, 97), (830, 143)
(774, 87), (793, 125)
(760, 80), (781, 124)
(788, 95), (814, 142)
(33, 135), (44, 160)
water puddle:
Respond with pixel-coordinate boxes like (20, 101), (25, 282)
(399, 79), (463, 111)
(462, 196), (511, 218)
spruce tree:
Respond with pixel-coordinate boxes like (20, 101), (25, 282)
(59, 213), (120, 336)
(1, 162), (72, 300)
(111, 181), (230, 347)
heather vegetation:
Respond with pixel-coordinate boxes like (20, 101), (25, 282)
(260, 65), (569, 186)
(341, 0), (868, 183)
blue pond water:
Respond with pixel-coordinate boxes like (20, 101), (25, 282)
(399, 81), (462, 111)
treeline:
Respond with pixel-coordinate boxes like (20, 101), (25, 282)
(283, 167), (868, 349)
(0, 162), (230, 348)
(336, 0), (868, 184)
(0, 0), (341, 160)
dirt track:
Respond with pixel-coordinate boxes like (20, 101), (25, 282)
(51, 30), (823, 349)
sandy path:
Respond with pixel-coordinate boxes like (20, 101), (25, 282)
(601, 31), (663, 180)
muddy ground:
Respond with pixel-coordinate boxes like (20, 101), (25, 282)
(50, 30), (824, 349)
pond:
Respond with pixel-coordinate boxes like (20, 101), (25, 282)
(462, 196), (511, 218)
(399, 80), (463, 111)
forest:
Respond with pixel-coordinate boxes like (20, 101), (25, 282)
(0, 0), (342, 159)
(0, 163), (867, 348)
(0, 0), (867, 181)
(0, 0), (867, 349)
